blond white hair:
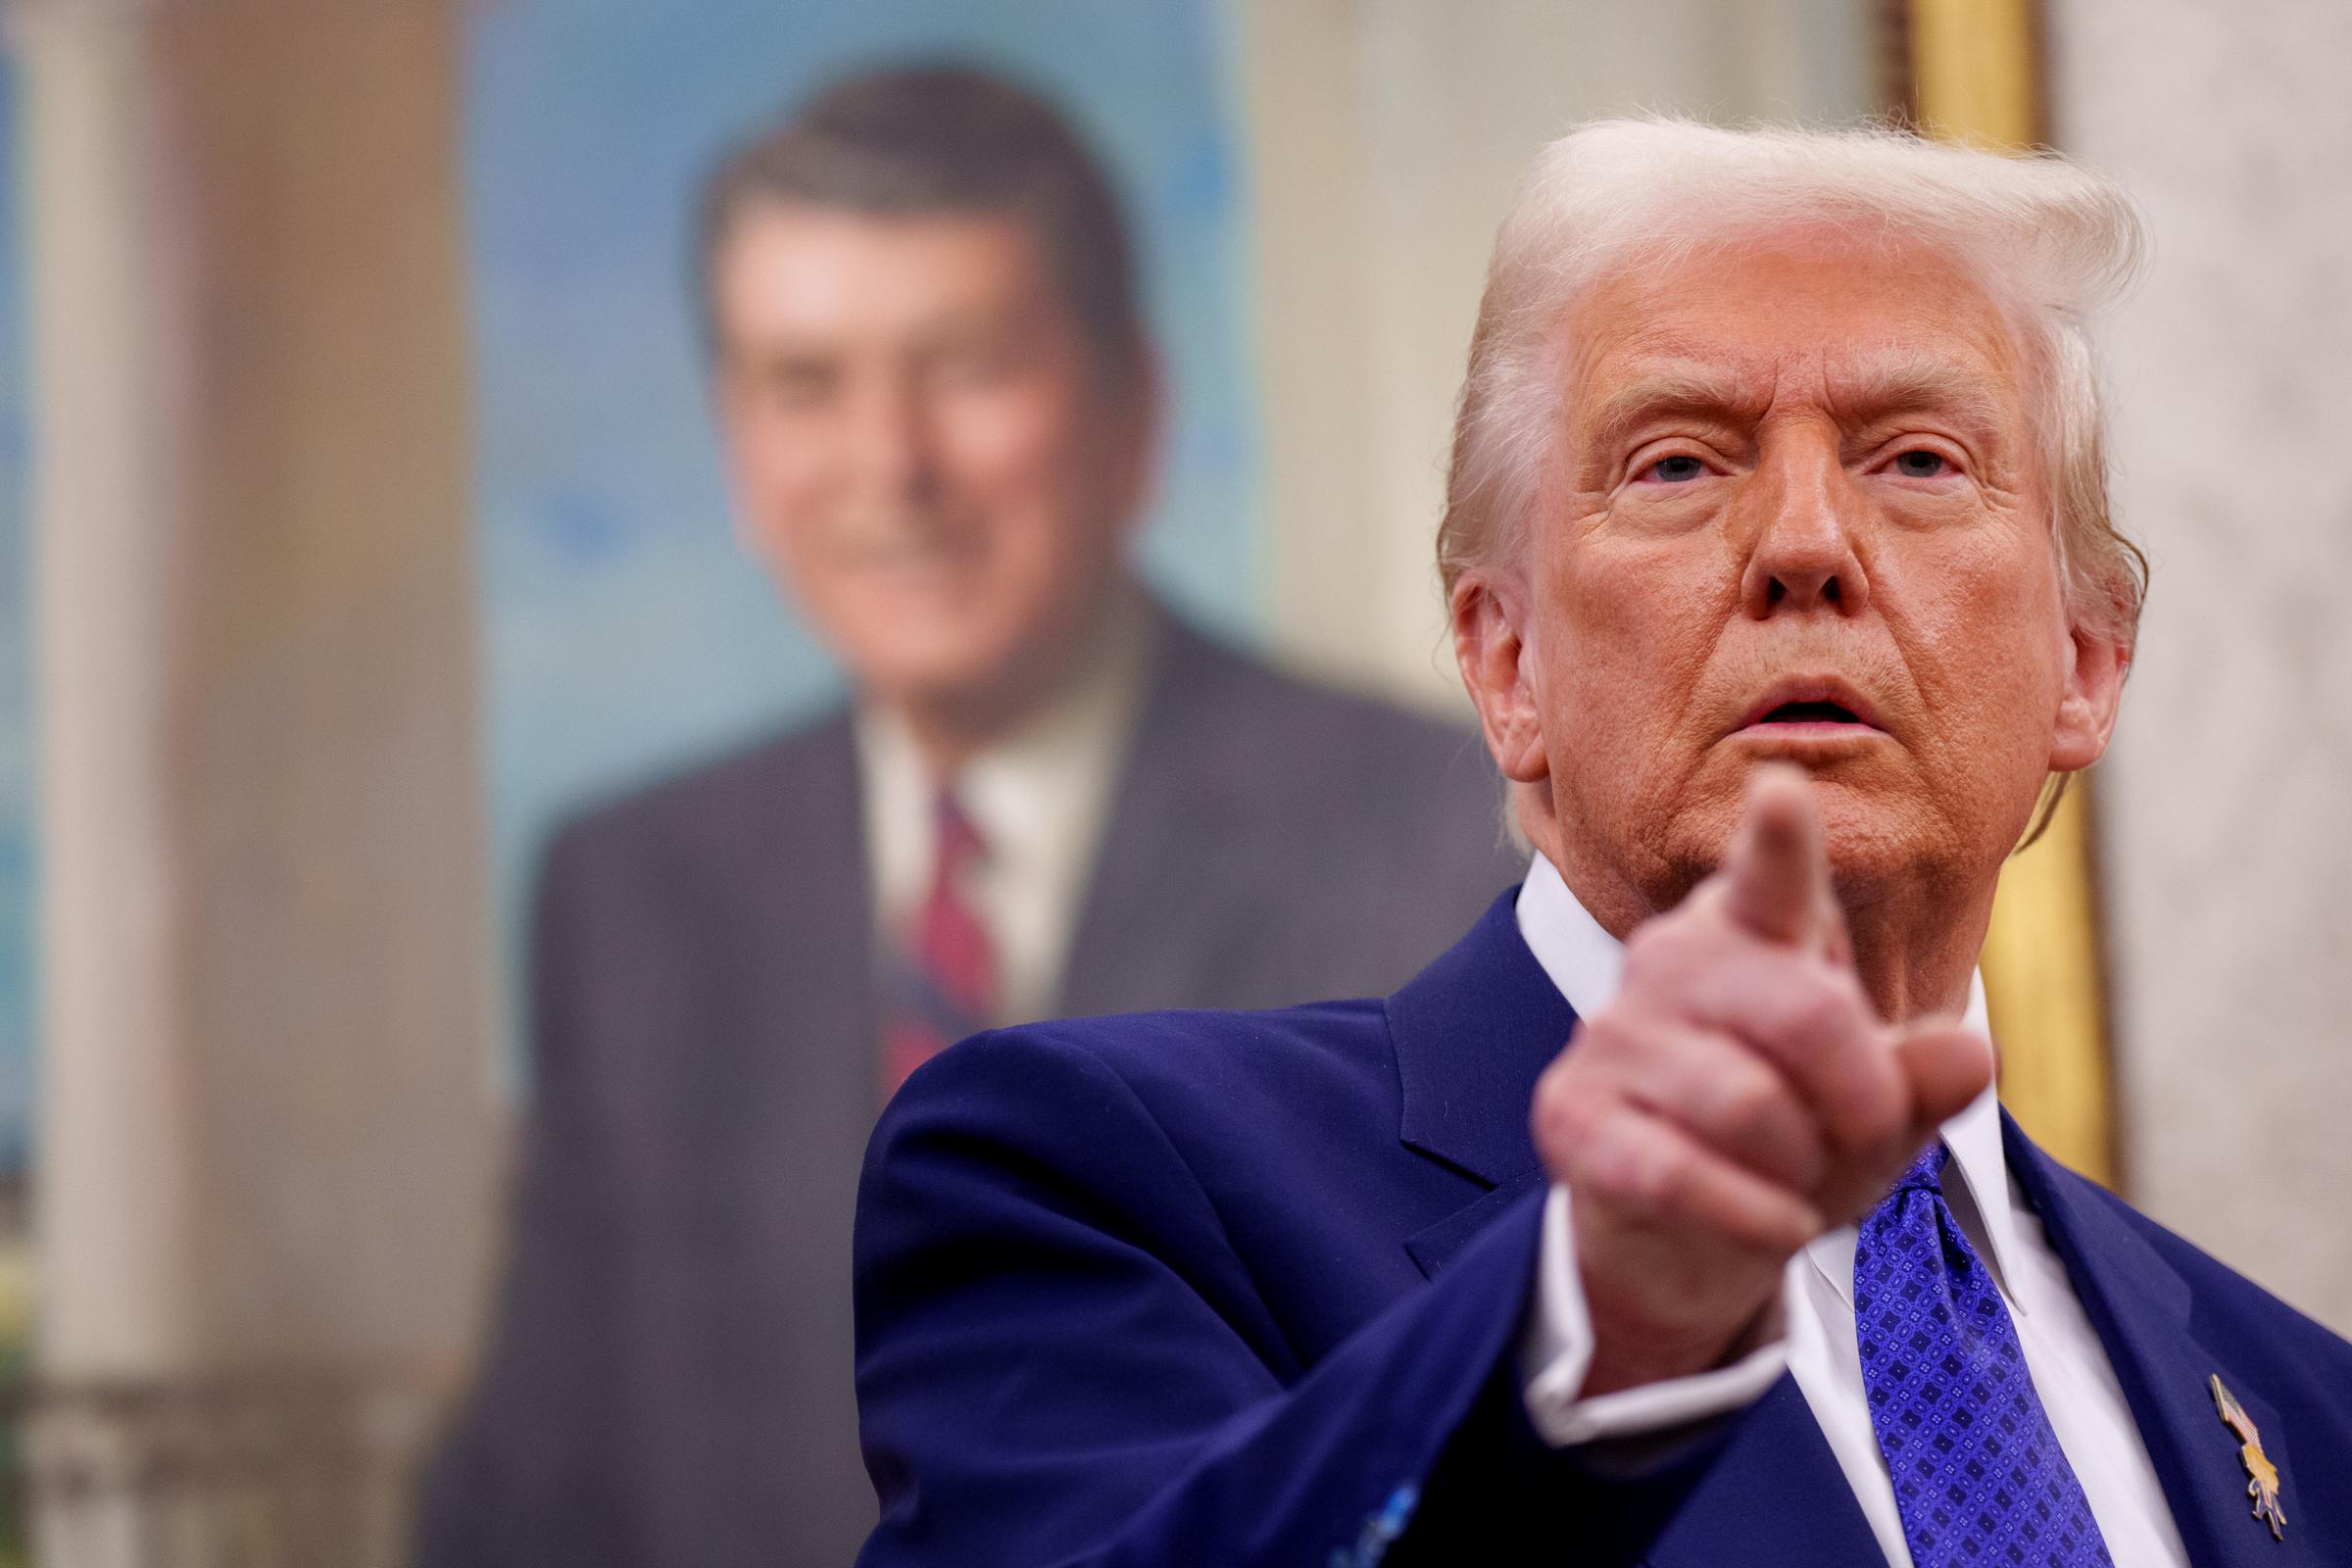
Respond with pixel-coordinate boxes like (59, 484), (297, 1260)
(1438, 119), (2147, 646)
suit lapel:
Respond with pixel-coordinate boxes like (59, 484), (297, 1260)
(1383, 892), (1573, 1239)
(1385, 892), (1574, 1188)
(1056, 612), (1266, 1018)
(2003, 1117), (2318, 1566)
(699, 711), (876, 1143)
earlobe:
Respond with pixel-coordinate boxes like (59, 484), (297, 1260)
(1450, 574), (1548, 785)
(2049, 622), (2132, 773)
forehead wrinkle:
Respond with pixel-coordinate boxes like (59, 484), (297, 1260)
(1816, 346), (2018, 443)
(1576, 352), (1776, 454)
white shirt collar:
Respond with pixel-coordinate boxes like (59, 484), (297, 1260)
(855, 597), (1155, 1025)
(1513, 850), (2024, 1310)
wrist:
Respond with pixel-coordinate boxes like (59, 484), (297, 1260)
(1579, 1291), (1783, 1397)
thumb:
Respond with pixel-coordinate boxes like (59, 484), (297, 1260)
(1892, 1022), (1995, 1138)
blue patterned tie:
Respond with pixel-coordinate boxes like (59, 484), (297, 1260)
(1853, 1144), (2114, 1567)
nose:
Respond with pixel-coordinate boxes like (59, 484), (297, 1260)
(1737, 427), (1870, 616)
(846, 368), (939, 506)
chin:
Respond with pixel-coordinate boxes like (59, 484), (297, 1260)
(867, 628), (1058, 718)
(866, 650), (1016, 710)
(1648, 770), (1947, 903)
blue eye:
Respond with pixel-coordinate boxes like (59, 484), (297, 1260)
(1646, 455), (1706, 483)
(1893, 449), (1948, 478)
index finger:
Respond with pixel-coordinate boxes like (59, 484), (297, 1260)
(1725, 764), (1831, 948)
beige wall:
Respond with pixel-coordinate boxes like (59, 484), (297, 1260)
(1233, 0), (1876, 710)
(2050, 0), (2352, 1334)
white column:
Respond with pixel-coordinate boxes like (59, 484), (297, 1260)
(2050, 0), (2352, 1334)
(22, 0), (207, 1383)
(19, 0), (498, 1555)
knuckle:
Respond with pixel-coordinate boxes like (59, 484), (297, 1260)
(1762, 1199), (1824, 1253)
(1633, 1140), (1691, 1210)
(1829, 1073), (1907, 1154)
(1709, 1066), (1828, 1190)
(1536, 1071), (1610, 1152)
(1784, 966), (1859, 1043)
(1561, 1086), (1618, 1147)
(1710, 1065), (1785, 1143)
(1581, 1112), (1664, 1207)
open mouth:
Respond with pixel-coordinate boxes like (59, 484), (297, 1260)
(1758, 700), (1863, 725)
(1734, 679), (1884, 737)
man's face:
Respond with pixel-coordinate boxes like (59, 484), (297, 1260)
(1464, 231), (2127, 928)
(711, 206), (1150, 721)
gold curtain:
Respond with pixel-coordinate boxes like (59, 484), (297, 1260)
(1906, 0), (2120, 1189)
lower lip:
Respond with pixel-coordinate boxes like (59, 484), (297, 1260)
(1733, 722), (1884, 743)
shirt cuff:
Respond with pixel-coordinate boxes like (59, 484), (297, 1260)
(1519, 1183), (1790, 1447)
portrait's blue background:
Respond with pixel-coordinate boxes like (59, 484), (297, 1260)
(0, 0), (1263, 1123)
(464, 0), (1262, 1053)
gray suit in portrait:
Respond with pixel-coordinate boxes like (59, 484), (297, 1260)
(416, 610), (1523, 1568)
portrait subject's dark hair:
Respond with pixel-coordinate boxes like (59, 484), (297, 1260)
(697, 63), (1147, 374)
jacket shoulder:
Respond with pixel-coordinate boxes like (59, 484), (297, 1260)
(1157, 621), (1488, 770)
(873, 999), (1400, 1194)
(1145, 620), (1509, 861)
(538, 708), (857, 886)
(907, 998), (1395, 1120)
(2045, 1165), (2352, 1460)
(2097, 1181), (2352, 1364)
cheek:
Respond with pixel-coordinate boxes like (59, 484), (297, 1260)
(950, 390), (1120, 575)
(1535, 527), (1730, 746)
(1892, 533), (2069, 763)
(938, 378), (1093, 512)
(730, 414), (837, 549)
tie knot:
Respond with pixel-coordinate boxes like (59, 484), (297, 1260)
(1890, 1140), (1950, 1197)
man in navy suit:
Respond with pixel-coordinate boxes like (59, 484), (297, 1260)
(855, 121), (2352, 1565)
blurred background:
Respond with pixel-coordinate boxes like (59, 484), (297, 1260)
(0, 0), (2345, 1563)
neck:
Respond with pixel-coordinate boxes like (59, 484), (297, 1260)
(1525, 793), (1992, 1025)
(898, 689), (1046, 783)
(883, 586), (1144, 784)
(1837, 872), (1991, 1021)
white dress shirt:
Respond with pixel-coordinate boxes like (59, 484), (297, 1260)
(855, 603), (1154, 1026)
(1512, 851), (2188, 1566)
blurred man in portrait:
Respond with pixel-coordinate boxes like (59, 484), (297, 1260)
(417, 65), (1516, 1568)
(849, 121), (2352, 1565)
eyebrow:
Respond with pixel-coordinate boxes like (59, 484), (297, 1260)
(1824, 357), (2013, 438)
(1581, 366), (1770, 453)
(1579, 352), (2015, 453)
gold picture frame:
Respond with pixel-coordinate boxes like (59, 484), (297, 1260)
(1904, 0), (2121, 1190)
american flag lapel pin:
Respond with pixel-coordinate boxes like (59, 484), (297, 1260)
(2210, 1373), (2286, 1542)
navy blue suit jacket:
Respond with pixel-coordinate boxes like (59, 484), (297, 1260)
(856, 892), (2352, 1566)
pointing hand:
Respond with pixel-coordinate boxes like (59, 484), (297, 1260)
(1529, 764), (1993, 1395)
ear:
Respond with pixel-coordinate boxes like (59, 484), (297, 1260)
(2048, 616), (2132, 772)
(1451, 571), (1548, 785)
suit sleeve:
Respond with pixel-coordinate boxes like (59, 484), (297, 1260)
(414, 827), (643, 1568)
(854, 1027), (1739, 1567)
